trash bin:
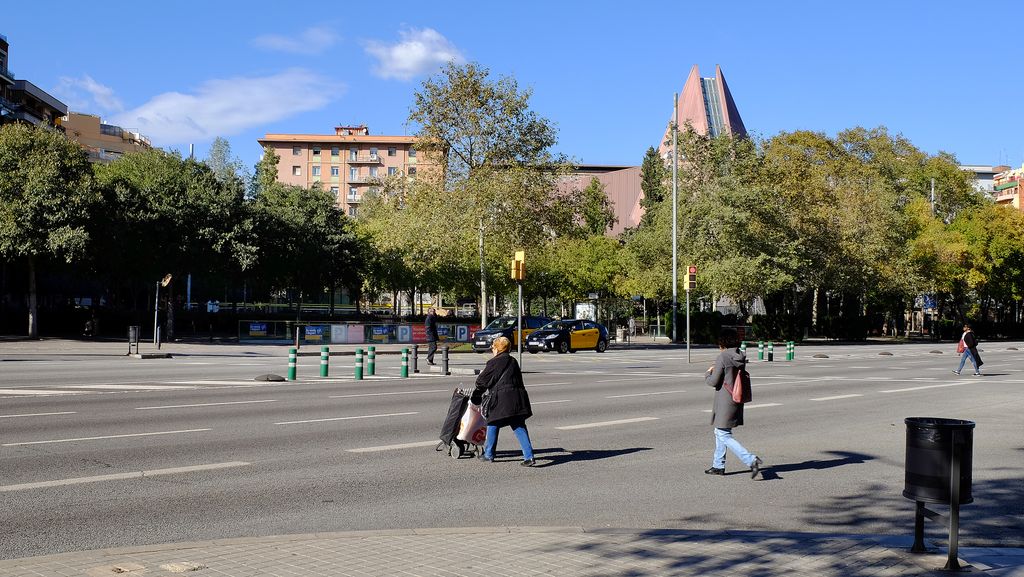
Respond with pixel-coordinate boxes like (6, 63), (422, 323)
(903, 417), (974, 505)
(616, 327), (625, 341)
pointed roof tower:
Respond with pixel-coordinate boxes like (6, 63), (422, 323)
(658, 64), (747, 158)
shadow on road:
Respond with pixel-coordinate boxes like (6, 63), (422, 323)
(760, 450), (876, 480)
(495, 447), (652, 467)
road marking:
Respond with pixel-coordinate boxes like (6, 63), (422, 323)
(347, 440), (440, 453)
(701, 403), (783, 412)
(0, 461), (250, 492)
(555, 417), (659, 430)
(526, 382), (570, 388)
(0, 411), (76, 419)
(595, 376), (677, 383)
(166, 380), (269, 385)
(329, 389), (446, 399)
(2, 429), (211, 447)
(64, 384), (198, 390)
(275, 411), (417, 425)
(880, 383), (968, 393)
(810, 394), (863, 401)
(135, 400), (278, 410)
(0, 389), (86, 396)
(606, 390), (685, 399)
(533, 399), (572, 405)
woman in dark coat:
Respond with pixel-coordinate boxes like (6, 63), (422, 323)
(705, 327), (762, 478)
(472, 336), (535, 466)
(954, 323), (983, 376)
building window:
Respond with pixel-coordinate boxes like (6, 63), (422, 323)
(369, 167), (378, 177)
(292, 166), (301, 176)
(330, 186), (339, 195)
(408, 148), (416, 157)
(312, 166), (321, 177)
(349, 148), (357, 160)
(331, 166), (339, 177)
(388, 147), (396, 156)
(331, 146), (339, 156)
(408, 167), (417, 176)
(312, 146), (321, 156)
(388, 167), (398, 176)
(349, 167), (358, 180)
(348, 206), (357, 217)
(370, 147), (378, 159)
(349, 187), (357, 198)
(292, 146), (301, 156)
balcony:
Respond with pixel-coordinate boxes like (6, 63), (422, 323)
(346, 195), (361, 204)
(0, 64), (14, 82)
(347, 154), (382, 164)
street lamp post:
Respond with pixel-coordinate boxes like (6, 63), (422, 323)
(671, 93), (678, 343)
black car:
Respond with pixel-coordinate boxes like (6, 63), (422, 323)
(525, 319), (609, 354)
(471, 316), (551, 353)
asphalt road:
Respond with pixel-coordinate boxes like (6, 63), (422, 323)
(1, 340), (1022, 560)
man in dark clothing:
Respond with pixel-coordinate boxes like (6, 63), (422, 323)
(425, 307), (439, 365)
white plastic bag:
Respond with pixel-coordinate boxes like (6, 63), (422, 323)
(456, 402), (487, 444)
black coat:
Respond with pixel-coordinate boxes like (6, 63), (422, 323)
(472, 352), (532, 425)
(962, 331), (983, 366)
(425, 313), (439, 342)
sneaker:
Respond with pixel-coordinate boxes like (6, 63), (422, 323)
(477, 454), (493, 462)
(952, 370), (960, 375)
(750, 457), (763, 479)
(521, 459), (535, 467)
(704, 467), (725, 475)
(973, 372), (982, 377)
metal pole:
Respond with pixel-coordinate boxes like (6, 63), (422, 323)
(671, 93), (678, 343)
(686, 289), (691, 363)
(517, 281), (523, 365)
(945, 430), (963, 571)
(153, 281), (160, 345)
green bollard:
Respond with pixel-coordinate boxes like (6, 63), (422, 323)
(767, 342), (774, 362)
(787, 341), (794, 361)
(320, 345), (329, 377)
(401, 348), (409, 378)
(287, 347), (297, 381)
(758, 341), (764, 361)
(740, 341), (747, 354)
(354, 348), (363, 380)
(367, 345), (376, 376)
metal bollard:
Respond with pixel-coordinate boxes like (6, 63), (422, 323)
(758, 341), (764, 361)
(412, 344), (419, 374)
(288, 347), (297, 381)
(367, 345), (376, 376)
(320, 345), (329, 377)
(740, 342), (747, 354)
(354, 348), (363, 380)
(441, 345), (450, 375)
(767, 342), (774, 362)
(401, 348), (409, 378)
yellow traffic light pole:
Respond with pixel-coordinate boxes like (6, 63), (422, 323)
(512, 251), (525, 364)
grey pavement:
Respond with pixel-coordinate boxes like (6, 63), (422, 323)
(3, 526), (1023, 577)
(3, 338), (1023, 576)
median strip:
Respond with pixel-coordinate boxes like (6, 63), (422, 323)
(0, 461), (250, 492)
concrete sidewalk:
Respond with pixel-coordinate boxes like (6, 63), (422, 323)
(1, 527), (1022, 577)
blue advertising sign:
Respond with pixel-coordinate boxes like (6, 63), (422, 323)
(249, 322), (267, 337)
(304, 325), (325, 342)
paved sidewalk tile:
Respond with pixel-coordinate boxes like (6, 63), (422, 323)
(2, 527), (1013, 577)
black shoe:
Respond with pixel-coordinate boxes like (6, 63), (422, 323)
(427, 361), (436, 365)
(704, 467), (725, 475)
(478, 454), (493, 462)
(521, 459), (535, 467)
(750, 457), (763, 479)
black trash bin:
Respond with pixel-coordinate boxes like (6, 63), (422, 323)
(903, 417), (974, 505)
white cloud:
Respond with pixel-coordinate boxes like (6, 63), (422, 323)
(364, 28), (464, 81)
(109, 69), (343, 146)
(253, 26), (339, 55)
(53, 75), (124, 113)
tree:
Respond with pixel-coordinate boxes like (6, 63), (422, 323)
(0, 124), (95, 337)
(204, 136), (251, 189)
(578, 177), (617, 236)
(638, 146), (668, 227)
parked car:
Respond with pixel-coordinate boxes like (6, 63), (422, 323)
(472, 316), (550, 352)
(526, 319), (609, 354)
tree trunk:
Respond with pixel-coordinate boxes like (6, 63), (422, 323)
(27, 255), (38, 339)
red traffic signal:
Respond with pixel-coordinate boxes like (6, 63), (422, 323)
(687, 265), (697, 290)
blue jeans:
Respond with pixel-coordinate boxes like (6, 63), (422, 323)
(713, 427), (755, 469)
(483, 418), (534, 461)
(956, 350), (979, 373)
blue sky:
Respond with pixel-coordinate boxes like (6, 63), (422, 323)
(6, 1), (1022, 172)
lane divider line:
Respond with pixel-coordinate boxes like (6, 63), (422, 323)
(532, 399), (572, 405)
(701, 403), (782, 413)
(347, 440), (440, 453)
(605, 390), (685, 399)
(880, 383), (968, 393)
(275, 412), (418, 425)
(2, 429), (211, 447)
(810, 394), (863, 401)
(555, 417), (659, 430)
(0, 461), (250, 492)
(329, 390), (446, 399)
(0, 411), (76, 419)
(135, 400), (278, 410)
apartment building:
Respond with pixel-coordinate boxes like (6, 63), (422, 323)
(992, 164), (1024, 212)
(63, 112), (152, 163)
(258, 125), (421, 217)
(0, 33), (67, 129)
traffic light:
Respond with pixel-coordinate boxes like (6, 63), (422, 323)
(511, 251), (525, 281)
(687, 265), (697, 291)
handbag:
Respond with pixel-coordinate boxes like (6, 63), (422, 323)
(729, 366), (752, 404)
(956, 339), (965, 354)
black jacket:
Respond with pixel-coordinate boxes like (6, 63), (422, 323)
(472, 352), (532, 425)
(962, 331), (983, 366)
(425, 313), (439, 342)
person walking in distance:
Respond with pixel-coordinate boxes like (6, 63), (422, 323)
(953, 323), (983, 376)
(472, 336), (536, 466)
(705, 327), (763, 479)
(425, 307), (439, 365)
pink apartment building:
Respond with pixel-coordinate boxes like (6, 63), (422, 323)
(258, 125), (421, 217)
